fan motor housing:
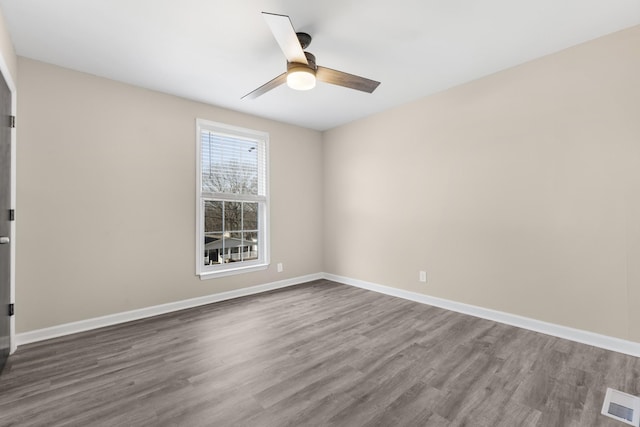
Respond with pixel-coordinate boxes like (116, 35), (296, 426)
(287, 52), (317, 72)
(296, 32), (312, 49)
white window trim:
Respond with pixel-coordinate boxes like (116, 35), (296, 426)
(195, 119), (270, 279)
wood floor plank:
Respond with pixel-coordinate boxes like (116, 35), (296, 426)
(1, 279), (639, 426)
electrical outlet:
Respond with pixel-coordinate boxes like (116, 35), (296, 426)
(277, 263), (283, 273)
(419, 271), (427, 283)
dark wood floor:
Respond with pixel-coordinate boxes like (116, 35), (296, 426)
(1, 280), (639, 426)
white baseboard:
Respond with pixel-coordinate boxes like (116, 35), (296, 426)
(15, 271), (640, 358)
(15, 273), (323, 347)
(323, 273), (640, 358)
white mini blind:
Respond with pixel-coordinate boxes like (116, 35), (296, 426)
(201, 130), (267, 197)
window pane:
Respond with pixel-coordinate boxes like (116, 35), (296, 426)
(201, 132), (259, 196)
(204, 233), (223, 265)
(224, 201), (242, 232)
(204, 200), (223, 233)
(202, 201), (260, 266)
(227, 232), (243, 262)
(243, 202), (258, 230)
(244, 232), (258, 261)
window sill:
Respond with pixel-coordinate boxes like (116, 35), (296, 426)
(198, 263), (269, 280)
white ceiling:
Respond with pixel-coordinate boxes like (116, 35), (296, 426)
(1, 0), (639, 131)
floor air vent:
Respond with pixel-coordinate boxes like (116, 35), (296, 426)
(602, 388), (640, 426)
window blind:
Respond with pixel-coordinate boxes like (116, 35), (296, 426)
(201, 131), (266, 196)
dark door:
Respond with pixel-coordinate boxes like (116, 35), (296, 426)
(0, 68), (11, 374)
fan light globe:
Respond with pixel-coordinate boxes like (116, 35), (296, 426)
(287, 67), (316, 91)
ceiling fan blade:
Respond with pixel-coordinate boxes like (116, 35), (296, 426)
(262, 12), (308, 65)
(241, 72), (287, 99)
(316, 66), (380, 93)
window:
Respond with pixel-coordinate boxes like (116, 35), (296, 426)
(196, 119), (269, 278)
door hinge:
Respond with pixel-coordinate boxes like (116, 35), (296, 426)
(9, 209), (14, 221)
(8, 304), (14, 316)
(9, 115), (15, 128)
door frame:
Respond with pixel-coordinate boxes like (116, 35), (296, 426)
(0, 51), (16, 354)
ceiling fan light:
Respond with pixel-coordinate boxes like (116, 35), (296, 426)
(287, 66), (316, 91)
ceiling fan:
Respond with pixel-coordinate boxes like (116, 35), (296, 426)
(242, 12), (381, 99)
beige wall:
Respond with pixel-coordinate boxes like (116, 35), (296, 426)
(16, 58), (324, 332)
(14, 25), (640, 344)
(323, 26), (640, 342)
(0, 7), (16, 86)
